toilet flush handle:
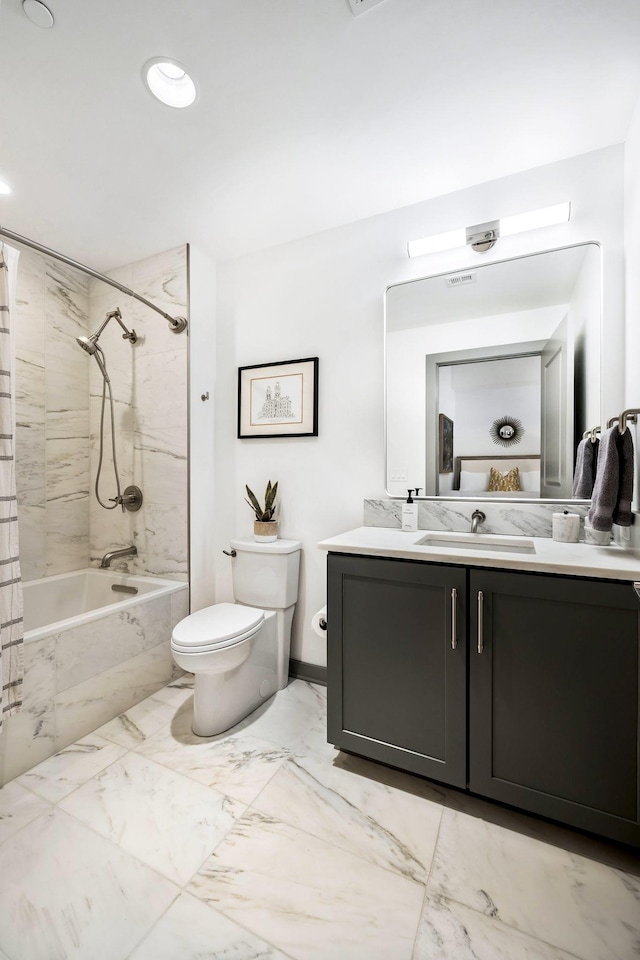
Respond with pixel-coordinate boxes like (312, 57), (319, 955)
(222, 549), (237, 557)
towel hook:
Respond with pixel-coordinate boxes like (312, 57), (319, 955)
(607, 408), (640, 434)
(581, 425), (600, 442)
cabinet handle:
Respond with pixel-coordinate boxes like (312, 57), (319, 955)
(451, 587), (457, 649)
(477, 590), (484, 653)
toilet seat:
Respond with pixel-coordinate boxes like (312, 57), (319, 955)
(171, 602), (264, 653)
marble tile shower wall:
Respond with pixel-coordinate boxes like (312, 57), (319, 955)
(14, 250), (91, 580)
(14, 245), (188, 582)
(88, 245), (188, 581)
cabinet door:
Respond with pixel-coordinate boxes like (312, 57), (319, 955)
(470, 569), (640, 846)
(327, 554), (467, 787)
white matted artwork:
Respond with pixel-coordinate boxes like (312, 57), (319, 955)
(238, 357), (319, 438)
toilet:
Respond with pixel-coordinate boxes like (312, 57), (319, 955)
(171, 537), (302, 736)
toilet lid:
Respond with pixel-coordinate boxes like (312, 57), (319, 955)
(171, 602), (264, 650)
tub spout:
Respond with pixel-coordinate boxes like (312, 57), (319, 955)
(100, 545), (137, 568)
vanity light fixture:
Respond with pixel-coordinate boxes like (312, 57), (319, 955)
(407, 202), (571, 258)
(143, 58), (197, 109)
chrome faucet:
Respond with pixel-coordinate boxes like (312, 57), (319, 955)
(470, 510), (486, 534)
(100, 545), (137, 568)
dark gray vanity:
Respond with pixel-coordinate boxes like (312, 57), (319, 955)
(325, 543), (640, 847)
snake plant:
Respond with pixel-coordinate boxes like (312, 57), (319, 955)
(245, 481), (278, 521)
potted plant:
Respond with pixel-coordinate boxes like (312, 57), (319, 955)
(245, 480), (279, 541)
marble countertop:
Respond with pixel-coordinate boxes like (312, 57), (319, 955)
(318, 526), (640, 582)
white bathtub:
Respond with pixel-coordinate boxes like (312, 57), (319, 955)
(23, 568), (188, 642)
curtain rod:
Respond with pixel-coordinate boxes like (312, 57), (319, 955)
(0, 225), (187, 334)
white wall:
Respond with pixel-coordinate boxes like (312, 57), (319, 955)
(188, 245), (217, 612)
(214, 145), (625, 667)
(624, 93), (640, 529)
(446, 356), (541, 457)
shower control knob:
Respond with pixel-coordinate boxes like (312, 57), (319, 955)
(109, 486), (143, 512)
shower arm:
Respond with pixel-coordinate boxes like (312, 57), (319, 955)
(93, 308), (137, 344)
(0, 225), (187, 335)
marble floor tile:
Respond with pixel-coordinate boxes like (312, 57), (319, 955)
(16, 734), (127, 803)
(253, 717), (444, 884)
(0, 781), (51, 846)
(188, 809), (425, 960)
(136, 701), (292, 805)
(129, 891), (291, 960)
(442, 786), (640, 877)
(94, 694), (183, 748)
(4, 677), (637, 960)
(150, 672), (194, 707)
(414, 893), (582, 960)
(60, 752), (245, 886)
(0, 808), (177, 960)
(429, 806), (640, 960)
(230, 679), (328, 750)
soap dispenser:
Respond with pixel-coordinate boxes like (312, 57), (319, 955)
(402, 489), (418, 532)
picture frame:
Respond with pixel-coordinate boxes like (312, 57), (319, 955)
(438, 413), (454, 473)
(238, 357), (319, 439)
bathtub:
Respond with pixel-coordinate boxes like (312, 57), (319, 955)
(23, 567), (187, 642)
(1, 568), (189, 785)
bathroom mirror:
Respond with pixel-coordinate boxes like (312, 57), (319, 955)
(385, 242), (601, 501)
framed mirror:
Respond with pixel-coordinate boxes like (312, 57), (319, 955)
(385, 243), (601, 501)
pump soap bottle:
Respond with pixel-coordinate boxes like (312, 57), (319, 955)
(402, 489), (418, 532)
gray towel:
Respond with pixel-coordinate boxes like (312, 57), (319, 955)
(588, 426), (635, 531)
(613, 428), (634, 526)
(572, 437), (599, 498)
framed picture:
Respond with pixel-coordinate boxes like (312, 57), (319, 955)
(238, 357), (319, 439)
(439, 413), (454, 473)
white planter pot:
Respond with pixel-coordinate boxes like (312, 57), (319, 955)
(253, 520), (278, 542)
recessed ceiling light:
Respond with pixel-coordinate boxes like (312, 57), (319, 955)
(0, 181), (13, 196)
(22, 0), (54, 28)
(143, 58), (197, 109)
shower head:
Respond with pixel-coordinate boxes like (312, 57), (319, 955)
(76, 335), (98, 355)
(75, 335), (110, 382)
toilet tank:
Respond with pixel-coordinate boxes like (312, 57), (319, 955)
(230, 538), (302, 609)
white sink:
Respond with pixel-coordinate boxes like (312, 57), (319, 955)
(416, 532), (536, 554)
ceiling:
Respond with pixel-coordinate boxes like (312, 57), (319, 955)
(1, 0), (640, 271)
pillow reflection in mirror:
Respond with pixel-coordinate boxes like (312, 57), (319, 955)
(459, 469), (490, 491)
(488, 466), (522, 492)
(518, 469), (541, 493)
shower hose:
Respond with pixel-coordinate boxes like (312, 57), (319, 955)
(93, 344), (124, 510)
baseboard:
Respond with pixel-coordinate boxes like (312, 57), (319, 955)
(288, 658), (327, 686)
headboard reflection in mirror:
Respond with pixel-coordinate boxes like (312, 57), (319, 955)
(385, 243), (601, 501)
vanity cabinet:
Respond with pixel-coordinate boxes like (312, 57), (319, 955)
(327, 553), (640, 846)
(326, 554), (467, 787)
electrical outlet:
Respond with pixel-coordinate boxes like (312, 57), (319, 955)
(347, 0), (387, 16)
(390, 467), (408, 482)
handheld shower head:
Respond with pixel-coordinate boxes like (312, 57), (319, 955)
(75, 335), (110, 381)
(76, 335), (98, 355)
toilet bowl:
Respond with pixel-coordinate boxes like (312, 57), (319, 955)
(171, 537), (301, 737)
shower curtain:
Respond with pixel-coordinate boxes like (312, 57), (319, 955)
(0, 244), (23, 729)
